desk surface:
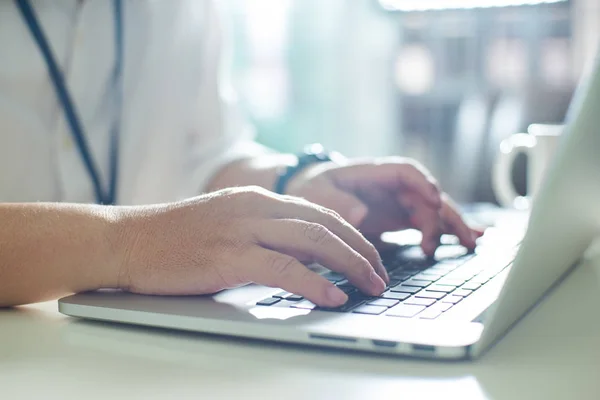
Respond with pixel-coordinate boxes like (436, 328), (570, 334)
(3, 246), (600, 399)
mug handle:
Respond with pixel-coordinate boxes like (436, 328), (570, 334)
(492, 133), (537, 209)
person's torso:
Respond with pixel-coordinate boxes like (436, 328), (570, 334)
(0, 0), (215, 204)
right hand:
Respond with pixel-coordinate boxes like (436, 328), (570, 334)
(115, 186), (388, 308)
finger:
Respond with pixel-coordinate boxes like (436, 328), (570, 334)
(255, 219), (386, 296)
(269, 197), (389, 284)
(326, 161), (442, 208)
(303, 184), (368, 228)
(439, 194), (478, 249)
(249, 248), (349, 307)
(398, 192), (442, 256)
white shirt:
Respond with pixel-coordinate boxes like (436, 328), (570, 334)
(0, 0), (264, 204)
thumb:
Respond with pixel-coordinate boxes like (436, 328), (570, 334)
(317, 186), (368, 227)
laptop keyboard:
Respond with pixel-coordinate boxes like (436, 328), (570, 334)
(255, 243), (516, 320)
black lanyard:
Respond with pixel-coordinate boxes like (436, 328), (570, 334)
(15, 0), (123, 205)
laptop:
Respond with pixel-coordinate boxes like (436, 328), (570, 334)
(58, 52), (600, 360)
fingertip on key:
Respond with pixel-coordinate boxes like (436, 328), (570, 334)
(422, 241), (438, 258)
(326, 286), (348, 306)
(370, 270), (387, 295)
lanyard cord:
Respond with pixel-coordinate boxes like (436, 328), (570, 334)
(15, 0), (123, 205)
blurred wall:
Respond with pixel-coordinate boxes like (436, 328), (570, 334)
(224, 0), (402, 157)
(222, 0), (599, 203)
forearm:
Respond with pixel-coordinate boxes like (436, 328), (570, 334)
(206, 153), (297, 192)
(0, 203), (123, 307)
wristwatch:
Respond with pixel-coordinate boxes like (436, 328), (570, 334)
(274, 144), (344, 195)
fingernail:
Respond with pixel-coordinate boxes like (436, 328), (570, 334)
(327, 286), (348, 305)
(349, 205), (367, 226)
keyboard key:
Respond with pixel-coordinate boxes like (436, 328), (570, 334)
(273, 291), (303, 301)
(390, 285), (421, 294)
(417, 303), (453, 319)
(319, 292), (366, 313)
(415, 291), (446, 300)
(452, 289), (473, 297)
(427, 265), (458, 274)
(439, 256), (472, 266)
(436, 278), (466, 287)
(446, 271), (479, 281)
(387, 278), (404, 287)
(470, 274), (492, 284)
(335, 279), (349, 286)
(413, 272), (443, 281)
(291, 300), (316, 310)
(441, 295), (463, 304)
(338, 285), (357, 295)
(353, 305), (387, 315)
(461, 281), (482, 291)
(426, 285), (456, 293)
(387, 304), (426, 318)
(390, 271), (413, 280)
(404, 297), (436, 307)
(436, 303), (453, 312)
(381, 291), (411, 300)
(256, 297), (280, 306)
(368, 298), (399, 308)
(403, 279), (432, 288)
(403, 267), (423, 275)
(417, 308), (443, 319)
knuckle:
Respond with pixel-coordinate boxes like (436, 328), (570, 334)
(230, 186), (275, 214)
(303, 223), (331, 245)
(365, 242), (380, 261)
(319, 206), (343, 222)
(221, 234), (250, 256)
(269, 254), (297, 278)
(242, 185), (271, 200)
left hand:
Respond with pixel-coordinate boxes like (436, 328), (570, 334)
(286, 157), (483, 256)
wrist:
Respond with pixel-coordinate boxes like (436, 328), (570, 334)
(206, 154), (298, 193)
(101, 206), (139, 291)
(285, 162), (334, 197)
(274, 144), (344, 195)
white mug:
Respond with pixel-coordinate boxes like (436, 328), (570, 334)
(492, 124), (563, 210)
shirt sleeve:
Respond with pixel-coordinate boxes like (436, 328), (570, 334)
(180, 0), (268, 198)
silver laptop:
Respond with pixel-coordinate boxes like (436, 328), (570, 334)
(58, 52), (600, 360)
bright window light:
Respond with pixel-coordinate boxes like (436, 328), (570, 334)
(380, 0), (567, 12)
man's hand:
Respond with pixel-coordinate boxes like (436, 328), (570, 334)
(285, 158), (483, 256)
(118, 186), (389, 308)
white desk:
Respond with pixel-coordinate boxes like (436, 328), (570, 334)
(3, 247), (600, 399)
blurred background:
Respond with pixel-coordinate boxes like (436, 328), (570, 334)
(221, 0), (600, 204)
